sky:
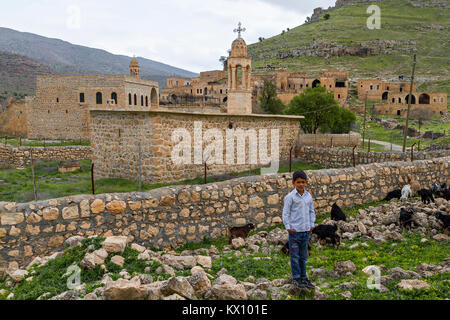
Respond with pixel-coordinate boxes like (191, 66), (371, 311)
(0, 0), (336, 73)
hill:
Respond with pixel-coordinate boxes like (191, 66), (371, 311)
(248, 0), (450, 98)
(0, 27), (198, 96)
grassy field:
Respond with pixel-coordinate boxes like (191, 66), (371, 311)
(0, 159), (325, 203)
(2, 138), (90, 147)
(1, 200), (448, 300)
(249, 0), (450, 96)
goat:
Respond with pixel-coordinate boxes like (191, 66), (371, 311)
(400, 185), (412, 201)
(417, 189), (435, 204)
(399, 208), (414, 230)
(434, 211), (450, 233)
(331, 203), (346, 221)
(312, 224), (340, 248)
(281, 241), (312, 256)
(433, 183), (450, 201)
(384, 189), (402, 201)
(228, 223), (255, 244)
(408, 177), (420, 196)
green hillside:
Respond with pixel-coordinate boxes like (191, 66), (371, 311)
(248, 0), (450, 96)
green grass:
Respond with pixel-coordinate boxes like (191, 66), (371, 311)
(2, 138), (90, 147)
(0, 159), (325, 203)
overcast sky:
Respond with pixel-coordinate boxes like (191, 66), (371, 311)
(0, 0), (336, 73)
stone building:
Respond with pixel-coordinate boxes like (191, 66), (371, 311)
(26, 59), (159, 140)
(90, 27), (304, 184)
(358, 79), (447, 116)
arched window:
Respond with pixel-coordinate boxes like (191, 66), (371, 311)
(80, 93), (85, 103)
(151, 88), (158, 105)
(141, 95), (144, 106)
(111, 92), (117, 105)
(405, 94), (416, 104)
(96, 92), (103, 105)
(145, 96), (148, 107)
(312, 79), (321, 88)
(128, 93), (132, 105)
(134, 94), (137, 106)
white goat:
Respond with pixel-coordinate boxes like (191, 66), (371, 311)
(401, 184), (412, 201)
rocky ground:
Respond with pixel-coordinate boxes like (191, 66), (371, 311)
(0, 198), (449, 300)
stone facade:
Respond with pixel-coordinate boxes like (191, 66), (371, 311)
(0, 100), (29, 137)
(26, 59), (159, 140)
(297, 133), (361, 148)
(0, 146), (92, 169)
(89, 109), (302, 184)
(296, 146), (450, 168)
(1, 155), (448, 271)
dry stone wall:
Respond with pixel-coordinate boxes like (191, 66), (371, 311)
(0, 156), (448, 272)
(0, 146), (92, 169)
(296, 146), (450, 168)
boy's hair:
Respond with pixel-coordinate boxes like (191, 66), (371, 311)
(293, 170), (307, 182)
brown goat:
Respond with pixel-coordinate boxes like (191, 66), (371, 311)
(407, 176), (420, 195)
(228, 223), (255, 244)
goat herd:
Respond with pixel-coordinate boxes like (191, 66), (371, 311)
(228, 182), (450, 256)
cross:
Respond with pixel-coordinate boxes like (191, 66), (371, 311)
(233, 22), (246, 38)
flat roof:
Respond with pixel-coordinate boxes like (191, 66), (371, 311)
(89, 108), (304, 119)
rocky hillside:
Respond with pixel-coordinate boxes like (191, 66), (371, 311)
(0, 27), (199, 96)
(1, 198), (449, 300)
(0, 52), (53, 97)
(248, 0), (450, 97)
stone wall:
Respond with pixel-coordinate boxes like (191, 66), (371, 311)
(0, 101), (28, 137)
(90, 109), (302, 184)
(296, 146), (450, 168)
(1, 156), (448, 271)
(297, 133), (361, 148)
(0, 146), (92, 169)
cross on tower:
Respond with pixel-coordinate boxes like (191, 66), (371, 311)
(233, 22), (246, 38)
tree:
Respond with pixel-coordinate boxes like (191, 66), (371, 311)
(219, 56), (228, 71)
(329, 107), (356, 134)
(324, 13), (330, 20)
(284, 85), (340, 134)
(259, 80), (285, 114)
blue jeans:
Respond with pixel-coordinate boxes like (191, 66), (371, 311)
(289, 231), (310, 280)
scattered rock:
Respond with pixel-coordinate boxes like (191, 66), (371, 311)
(397, 279), (431, 291)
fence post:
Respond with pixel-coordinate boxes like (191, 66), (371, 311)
(138, 142), (142, 192)
(411, 143), (416, 162)
(390, 132), (393, 153)
(204, 162), (207, 184)
(352, 145), (357, 167)
(19, 137), (22, 146)
(91, 163), (95, 195)
(31, 149), (37, 201)
(289, 146), (294, 173)
(368, 139), (371, 152)
(330, 137), (333, 148)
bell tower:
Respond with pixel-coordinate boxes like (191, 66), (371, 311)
(227, 23), (252, 114)
(130, 57), (140, 78)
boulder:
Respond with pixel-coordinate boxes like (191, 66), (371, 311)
(103, 278), (147, 300)
(334, 261), (357, 275)
(162, 255), (197, 269)
(65, 236), (84, 249)
(212, 283), (247, 300)
(196, 256), (212, 269)
(102, 236), (128, 254)
(187, 272), (211, 297)
(232, 238), (246, 249)
(397, 279), (430, 290)
(160, 276), (197, 300)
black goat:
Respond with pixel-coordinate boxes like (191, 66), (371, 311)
(331, 203), (346, 221)
(384, 189), (402, 201)
(434, 211), (450, 232)
(417, 189), (435, 204)
(399, 208), (414, 230)
(228, 223), (255, 244)
(281, 241), (312, 256)
(312, 224), (340, 247)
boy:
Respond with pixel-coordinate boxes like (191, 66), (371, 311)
(282, 170), (316, 289)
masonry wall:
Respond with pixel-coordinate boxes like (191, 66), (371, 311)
(1, 156), (448, 271)
(0, 146), (92, 169)
(0, 101), (28, 137)
(296, 146), (450, 168)
(297, 133), (361, 148)
(90, 110), (302, 184)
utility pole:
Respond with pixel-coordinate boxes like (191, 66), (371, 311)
(403, 54), (417, 153)
(362, 94), (368, 149)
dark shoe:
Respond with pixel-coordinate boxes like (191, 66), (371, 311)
(301, 278), (315, 289)
(293, 278), (305, 289)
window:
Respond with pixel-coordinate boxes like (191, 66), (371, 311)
(220, 89), (223, 94)
(370, 85), (373, 90)
(398, 98), (402, 103)
(146, 96), (148, 107)
(56, 98), (59, 103)
(392, 98), (395, 103)
(80, 93), (85, 103)
(134, 94), (137, 105)
(141, 95), (144, 106)
(400, 88), (403, 92)
(111, 92), (117, 105)
(96, 92), (102, 104)
(338, 94), (341, 99)
(129, 93), (132, 105)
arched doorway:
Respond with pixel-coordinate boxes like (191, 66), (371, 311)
(419, 93), (430, 104)
(382, 92), (388, 100)
(405, 94), (416, 104)
(96, 92), (103, 105)
(312, 79), (321, 88)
